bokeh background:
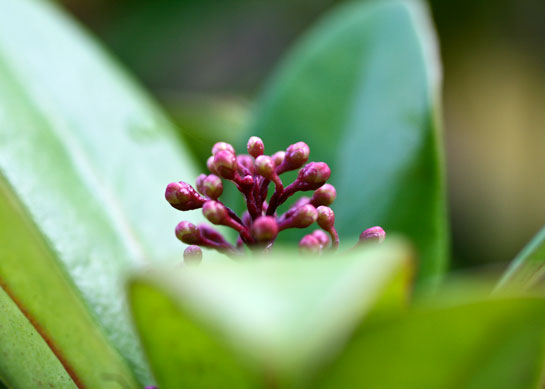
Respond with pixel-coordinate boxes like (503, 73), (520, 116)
(59, 0), (545, 271)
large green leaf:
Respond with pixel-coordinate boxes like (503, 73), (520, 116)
(314, 296), (545, 388)
(128, 241), (412, 387)
(0, 0), (200, 386)
(247, 0), (447, 286)
(498, 226), (545, 290)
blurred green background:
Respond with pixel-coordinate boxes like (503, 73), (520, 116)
(59, 0), (545, 271)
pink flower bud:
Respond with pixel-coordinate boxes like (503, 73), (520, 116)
(202, 201), (229, 225)
(175, 221), (201, 244)
(207, 156), (219, 175)
(165, 182), (205, 211)
(255, 155), (276, 179)
(213, 150), (238, 180)
(299, 234), (321, 253)
(183, 245), (202, 265)
(312, 229), (330, 247)
(195, 174), (207, 195)
(279, 204), (317, 230)
(247, 136), (265, 158)
(285, 142), (309, 169)
(202, 175), (223, 199)
(272, 151), (285, 167)
(237, 154), (255, 175)
(311, 184), (336, 206)
(316, 206), (335, 230)
(359, 226), (386, 244)
(212, 141), (235, 155)
(250, 216), (279, 242)
(298, 162), (331, 185)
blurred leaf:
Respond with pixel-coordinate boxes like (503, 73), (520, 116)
(0, 0), (200, 386)
(248, 0), (447, 287)
(315, 296), (545, 388)
(498, 226), (545, 290)
(163, 94), (249, 166)
(128, 240), (412, 387)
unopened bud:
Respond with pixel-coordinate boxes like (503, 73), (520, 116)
(195, 174), (207, 195)
(272, 151), (285, 167)
(359, 226), (386, 244)
(237, 155), (255, 175)
(212, 142), (235, 155)
(175, 221), (201, 244)
(247, 136), (264, 158)
(250, 216), (279, 242)
(202, 201), (229, 225)
(202, 175), (223, 199)
(298, 162), (331, 186)
(316, 206), (335, 230)
(311, 184), (336, 206)
(285, 142), (310, 169)
(312, 229), (330, 247)
(255, 155), (276, 179)
(299, 234), (321, 253)
(165, 182), (205, 211)
(207, 156), (218, 175)
(183, 245), (203, 265)
(291, 204), (318, 228)
(213, 150), (238, 179)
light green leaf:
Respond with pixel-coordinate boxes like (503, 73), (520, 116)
(128, 240), (412, 387)
(0, 0), (200, 386)
(247, 0), (447, 287)
(315, 296), (545, 388)
(498, 226), (545, 290)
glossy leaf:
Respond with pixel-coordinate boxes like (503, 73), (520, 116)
(247, 0), (447, 286)
(128, 241), (412, 387)
(315, 296), (545, 388)
(0, 0), (200, 386)
(498, 226), (545, 290)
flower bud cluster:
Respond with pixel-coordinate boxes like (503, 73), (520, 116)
(165, 137), (385, 263)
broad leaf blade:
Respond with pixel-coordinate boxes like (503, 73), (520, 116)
(498, 226), (545, 290)
(248, 0), (447, 286)
(0, 0), (200, 385)
(315, 297), (545, 388)
(128, 241), (412, 387)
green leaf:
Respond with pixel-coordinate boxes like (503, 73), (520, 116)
(498, 226), (545, 290)
(0, 0), (200, 386)
(0, 286), (75, 388)
(128, 240), (412, 387)
(314, 296), (545, 388)
(247, 0), (447, 286)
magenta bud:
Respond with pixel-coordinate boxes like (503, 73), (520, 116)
(250, 216), (279, 242)
(237, 154), (255, 175)
(311, 184), (336, 206)
(292, 204), (318, 228)
(202, 201), (229, 225)
(207, 156), (219, 175)
(212, 141), (235, 155)
(247, 136), (264, 158)
(312, 229), (330, 247)
(299, 162), (331, 185)
(359, 226), (386, 244)
(213, 150), (238, 179)
(255, 155), (276, 179)
(165, 182), (205, 211)
(183, 245), (203, 265)
(285, 142), (310, 169)
(201, 175), (223, 199)
(299, 234), (321, 253)
(316, 206), (335, 230)
(195, 174), (207, 195)
(175, 221), (201, 244)
(272, 151), (285, 167)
